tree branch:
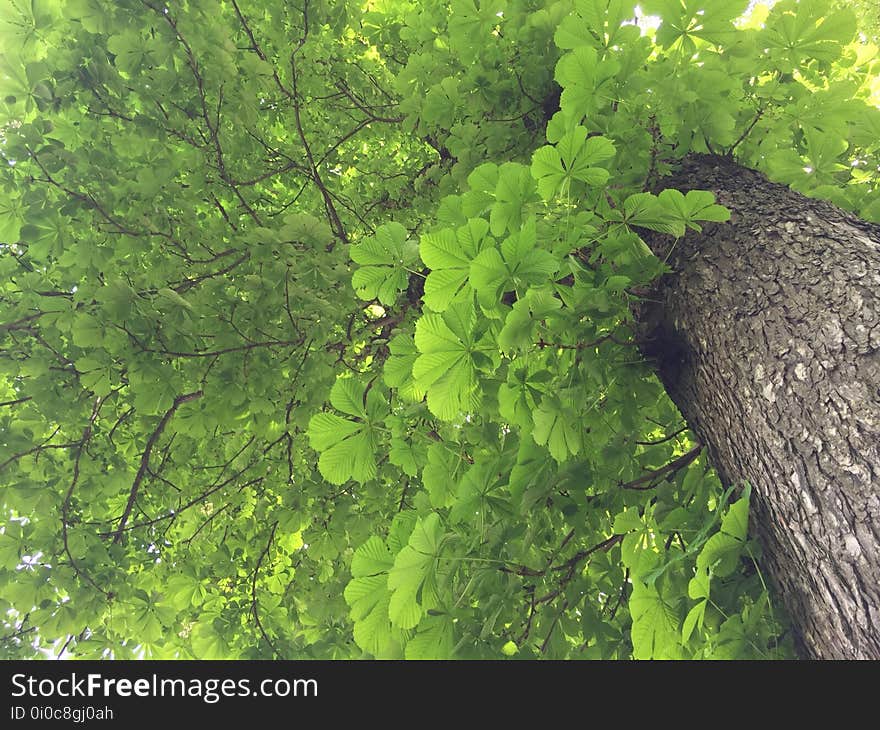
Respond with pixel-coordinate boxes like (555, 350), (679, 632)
(111, 391), (203, 543)
(251, 521), (282, 657)
(618, 444), (703, 490)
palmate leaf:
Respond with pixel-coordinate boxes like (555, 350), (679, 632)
(554, 0), (639, 51)
(0, 192), (24, 241)
(413, 300), (486, 420)
(306, 379), (389, 484)
(619, 192), (677, 234)
(682, 599), (707, 643)
(420, 218), (493, 311)
(629, 580), (683, 659)
(655, 189), (730, 234)
(18, 209), (64, 258)
(383, 333), (426, 403)
(0, 530), (21, 570)
(352, 590), (397, 657)
(643, 0), (749, 50)
(107, 30), (155, 74)
(350, 222), (419, 305)
(613, 189), (728, 237)
(496, 286), (562, 354)
(462, 163), (499, 218)
(422, 442), (461, 509)
(330, 377), (367, 419)
(490, 162), (538, 237)
(387, 513), (447, 630)
(721, 490), (750, 541)
(447, 0), (501, 64)
(531, 126), (616, 200)
(498, 363), (553, 429)
(165, 572), (207, 610)
(190, 621), (230, 659)
(695, 490), (751, 577)
(470, 218), (558, 307)
(71, 314), (105, 349)
(553, 45), (620, 124)
(405, 614), (455, 659)
(344, 536), (401, 657)
(761, 0), (856, 66)
(281, 212), (334, 249)
(449, 458), (509, 526)
(531, 396), (582, 462)
(389, 437), (427, 477)
(801, 126), (849, 181)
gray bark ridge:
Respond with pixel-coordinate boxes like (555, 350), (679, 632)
(637, 154), (880, 659)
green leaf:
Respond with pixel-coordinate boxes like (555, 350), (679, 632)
(645, 0), (749, 50)
(0, 193), (24, 241)
(656, 189), (730, 233)
(629, 580), (682, 660)
(490, 163), (537, 237)
(281, 212), (334, 249)
(620, 192), (681, 236)
(695, 532), (743, 578)
(345, 537), (399, 656)
(532, 396), (581, 462)
(498, 364), (551, 429)
(555, 0), (638, 51)
(107, 30), (152, 74)
(721, 493), (750, 541)
(503, 288), (560, 350)
(165, 573), (206, 610)
(351, 223), (419, 305)
(329, 378), (367, 419)
(384, 334), (425, 403)
(351, 536), (394, 578)
(470, 219), (558, 307)
(389, 437), (426, 477)
(0, 531), (21, 570)
(71, 315), (105, 348)
(306, 412), (361, 452)
(554, 45), (619, 123)
(191, 622), (229, 659)
(613, 508), (643, 534)
(531, 127), (615, 200)
(387, 513), (446, 629)
(413, 301), (484, 420)
(688, 569), (711, 601)
(157, 287), (194, 311)
(420, 218), (492, 311)
(682, 600), (707, 643)
(307, 380), (388, 484)
(404, 614), (454, 659)
(422, 443), (460, 509)
(762, 0), (856, 65)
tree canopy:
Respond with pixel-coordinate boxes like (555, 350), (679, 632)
(1, 0), (878, 659)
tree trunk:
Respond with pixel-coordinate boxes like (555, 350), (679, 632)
(636, 154), (880, 659)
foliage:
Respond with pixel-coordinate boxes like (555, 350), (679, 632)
(1, 0), (877, 659)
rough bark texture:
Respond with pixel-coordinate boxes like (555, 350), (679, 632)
(637, 154), (880, 659)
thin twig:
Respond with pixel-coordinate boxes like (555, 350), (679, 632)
(618, 444), (703, 491)
(251, 521), (282, 657)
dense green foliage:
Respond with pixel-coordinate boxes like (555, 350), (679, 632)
(1, 0), (878, 659)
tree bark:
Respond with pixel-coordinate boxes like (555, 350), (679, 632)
(637, 154), (880, 659)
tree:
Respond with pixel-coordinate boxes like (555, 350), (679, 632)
(0, 0), (877, 660)
(638, 154), (880, 659)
